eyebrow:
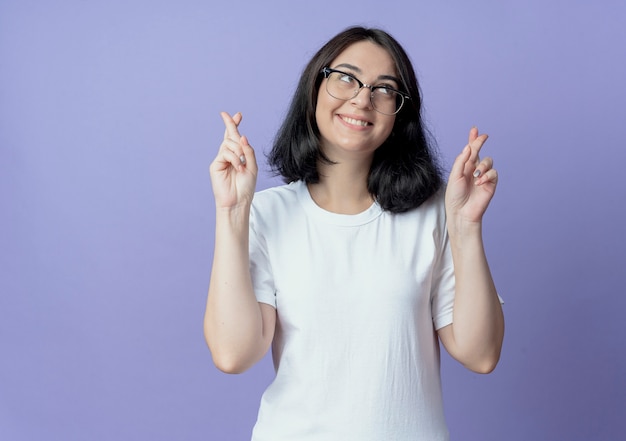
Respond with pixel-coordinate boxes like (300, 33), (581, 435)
(333, 63), (401, 85)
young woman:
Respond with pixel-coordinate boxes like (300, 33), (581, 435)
(205, 26), (504, 441)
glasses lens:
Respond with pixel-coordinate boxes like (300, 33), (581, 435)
(326, 71), (359, 100)
(371, 88), (403, 115)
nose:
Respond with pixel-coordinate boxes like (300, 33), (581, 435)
(350, 86), (373, 110)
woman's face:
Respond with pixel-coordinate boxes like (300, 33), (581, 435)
(315, 40), (398, 161)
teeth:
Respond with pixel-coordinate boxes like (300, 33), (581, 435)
(342, 116), (368, 126)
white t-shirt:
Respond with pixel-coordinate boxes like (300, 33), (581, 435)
(248, 180), (455, 441)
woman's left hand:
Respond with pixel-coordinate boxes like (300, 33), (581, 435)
(445, 127), (498, 224)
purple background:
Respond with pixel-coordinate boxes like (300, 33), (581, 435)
(2, 1), (625, 440)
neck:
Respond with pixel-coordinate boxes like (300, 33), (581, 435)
(308, 157), (374, 214)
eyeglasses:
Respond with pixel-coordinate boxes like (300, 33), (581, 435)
(321, 67), (410, 115)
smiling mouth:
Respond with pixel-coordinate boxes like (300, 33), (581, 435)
(340, 115), (371, 127)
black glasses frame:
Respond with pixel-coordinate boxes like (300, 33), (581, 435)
(320, 67), (410, 115)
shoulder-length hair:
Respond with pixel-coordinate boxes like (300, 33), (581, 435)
(268, 26), (444, 213)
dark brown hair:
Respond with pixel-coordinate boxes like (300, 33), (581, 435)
(268, 26), (443, 213)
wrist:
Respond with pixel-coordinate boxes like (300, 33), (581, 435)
(447, 216), (483, 243)
(215, 203), (251, 232)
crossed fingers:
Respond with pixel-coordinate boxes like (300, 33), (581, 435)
(466, 127), (497, 186)
(220, 111), (248, 168)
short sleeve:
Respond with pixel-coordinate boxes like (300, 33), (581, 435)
(429, 208), (504, 329)
(430, 214), (456, 331)
(249, 204), (277, 308)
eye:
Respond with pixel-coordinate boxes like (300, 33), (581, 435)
(374, 86), (397, 98)
(337, 73), (356, 85)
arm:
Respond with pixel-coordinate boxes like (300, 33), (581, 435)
(438, 127), (504, 374)
(203, 112), (276, 374)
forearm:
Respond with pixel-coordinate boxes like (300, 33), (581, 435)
(445, 219), (504, 372)
(204, 207), (270, 373)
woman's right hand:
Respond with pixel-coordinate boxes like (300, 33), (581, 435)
(209, 112), (258, 209)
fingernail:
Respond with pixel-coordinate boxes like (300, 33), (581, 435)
(473, 169), (481, 178)
(239, 154), (246, 165)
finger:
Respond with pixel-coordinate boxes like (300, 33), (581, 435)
(213, 144), (244, 171)
(220, 135), (255, 172)
(468, 133), (489, 166)
(221, 136), (244, 159)
(221, 111), (242, 141)
(222, 112), (233, 139)
(475, 168), (498, 186)
(450, 144), (472, 180)
(240, 135), (258, 173)
(472, 156), (494, 179)
(468, 126), (479, 144)
(210, 154), (238, 177)
(222, 111), (242, 141)
(225, 147), (250, 174)
(238, 136), (248, 166)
